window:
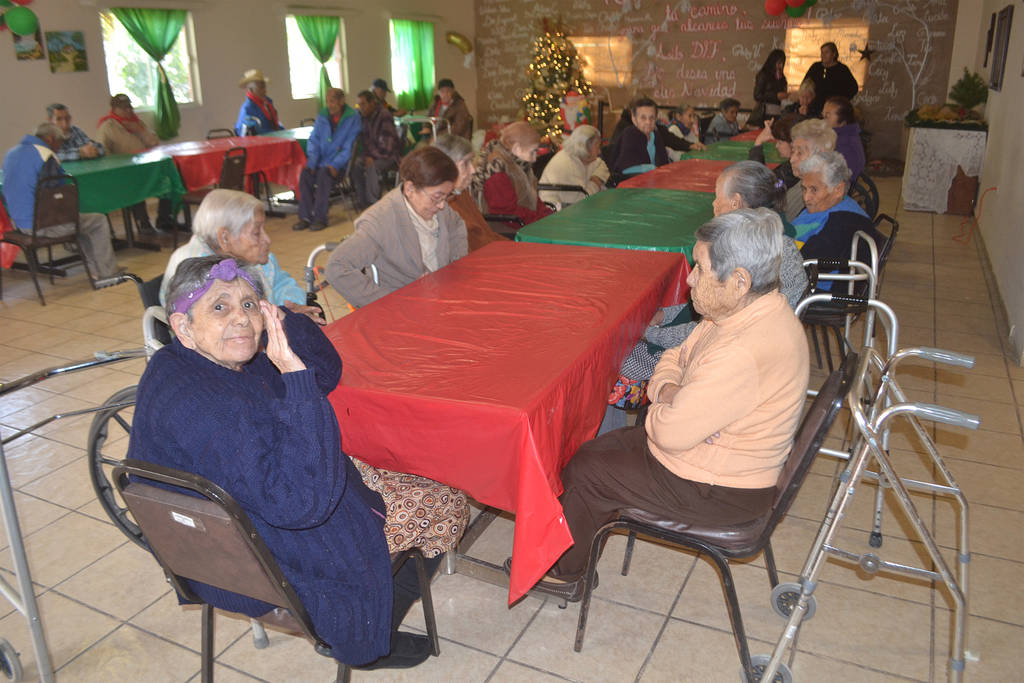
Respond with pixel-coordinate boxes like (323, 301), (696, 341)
(99, 10), (200, 107)
(569, 36), (633, 88)
(784, 21), (869, 91)
(285, 15), (346, 100)
(389, 19), (435, 111)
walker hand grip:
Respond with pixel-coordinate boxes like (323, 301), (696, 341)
(826, 293), (869, 308)
(816, 258), (849, 270)
(914, 348), (975, 368)
(911, 403), (981, 430)
(93, 273), (139, 289)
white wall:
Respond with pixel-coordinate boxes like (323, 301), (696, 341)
(949, 2), (1024, 363)
(0, 0), (476, 145)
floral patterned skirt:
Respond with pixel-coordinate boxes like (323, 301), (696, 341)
(351, 457), (469, 557)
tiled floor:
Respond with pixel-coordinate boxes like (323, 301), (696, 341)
(0, 179), (1021, 682)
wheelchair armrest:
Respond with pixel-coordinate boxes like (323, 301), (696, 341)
(538, 183), (589, 196)
(484, 214), (525, 226)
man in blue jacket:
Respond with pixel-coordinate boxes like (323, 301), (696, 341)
(293, 88), (361, 232)
(235, 69), (285, 136)
(2, 123), (119, 280)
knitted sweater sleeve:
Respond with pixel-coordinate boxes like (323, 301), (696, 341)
(281, 307), (343, 394)
(143, 348), (348, 530)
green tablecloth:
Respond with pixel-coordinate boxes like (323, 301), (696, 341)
(0, 152), (185, 216)
(679, 140), (782, 164)
(515, 188), (713, 258)
(262, 126), (312, 154)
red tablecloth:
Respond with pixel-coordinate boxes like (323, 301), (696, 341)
(731, 128), (764, 142)
(618, 159), (735, 193)
(153, 136), (306, 192)
(324, 241), (687, 603)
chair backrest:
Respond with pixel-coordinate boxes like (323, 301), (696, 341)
(218, 147), (248, 191)
(34, 174), (79, 233)
(136, 274), (172, 347)
(113, 459), (329, 648)
(206, 128), (236, 140)
(764, 353), (858, 532)
(849, 172), (879, 219)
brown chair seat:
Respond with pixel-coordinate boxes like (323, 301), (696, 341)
(616, 507), (771, 554)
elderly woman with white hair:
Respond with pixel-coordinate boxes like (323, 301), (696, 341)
(159, 189), (322, 321)
(603, 160), (808, 433)
(533, 208), (810, 599)
(432, 134), (508, 251)
(793, 150), (880, 263)
(783, 118), (837, 221)
(538, 125), (609, 207)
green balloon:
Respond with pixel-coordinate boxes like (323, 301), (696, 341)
(0, 0), (13, 8)
(4, 6), (38, 36)
(805, 0), (818, 5)
(785, 4), (808, 16)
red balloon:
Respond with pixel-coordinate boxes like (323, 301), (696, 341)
(765, 0), (787, 16)
(10, 0), (34, 5)
(786, 0), (805, 6)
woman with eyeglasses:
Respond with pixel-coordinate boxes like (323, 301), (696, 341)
(325, 147), (468, 308)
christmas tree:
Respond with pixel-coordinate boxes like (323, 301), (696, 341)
(522, 22), (593, 144)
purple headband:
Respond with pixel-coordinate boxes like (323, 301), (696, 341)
(172, 258), (258, 314)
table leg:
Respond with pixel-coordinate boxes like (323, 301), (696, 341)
(450, 507), (509, 588)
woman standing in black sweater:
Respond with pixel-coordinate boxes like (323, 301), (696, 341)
(751, 49), (788, 127)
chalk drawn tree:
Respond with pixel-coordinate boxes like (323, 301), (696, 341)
(855, 0), (939, 109)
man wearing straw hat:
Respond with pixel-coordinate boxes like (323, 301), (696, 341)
(235, 69), (285, 136)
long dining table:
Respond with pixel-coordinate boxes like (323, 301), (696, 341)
(323, 241), (688, 603)
(152, 135), (306, 192)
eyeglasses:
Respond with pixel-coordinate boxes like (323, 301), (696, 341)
(419, 188), (455, 207)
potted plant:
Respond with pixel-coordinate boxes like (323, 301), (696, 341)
(905, 69), (988, 130)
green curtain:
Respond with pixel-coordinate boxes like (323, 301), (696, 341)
(294, 15), (339, 109)
(389, 19), (435, 111)
(111, 8), (186, 140)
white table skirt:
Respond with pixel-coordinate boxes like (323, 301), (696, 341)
(901, 127), (988, 213)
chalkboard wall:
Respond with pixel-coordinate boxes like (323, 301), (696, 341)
(475, 0), (959, 159)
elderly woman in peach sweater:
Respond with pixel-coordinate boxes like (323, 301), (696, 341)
(530, 208), (810, 601)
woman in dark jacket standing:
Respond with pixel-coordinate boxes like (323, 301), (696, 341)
(751, 50), (788, 127)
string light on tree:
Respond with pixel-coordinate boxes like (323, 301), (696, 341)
(522, 20), (593, 144)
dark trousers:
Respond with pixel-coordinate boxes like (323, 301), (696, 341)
(299, 166), (334, 223)
(391, 552), (442, 631)
(130, 198), (174, 228)
(552, 424), (776, 579)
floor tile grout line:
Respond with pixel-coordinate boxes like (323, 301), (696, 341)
(632, 552), (696, 683)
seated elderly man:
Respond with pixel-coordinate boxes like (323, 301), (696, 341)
(131, 254), (463, 669)
(351, 90), (401, 209)
(235, 69), (285, 135)
(47, 103), (104, 161)
(1, 122), (119, 280)
(293, 88), (360, 232)
(793, 150), (880, 263)
(160, 189), (321, 322)
(97, 93), (173, 233)
(533, 208), (810, 600)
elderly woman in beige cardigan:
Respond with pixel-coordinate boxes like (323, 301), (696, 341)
(325, 147), (468, 308)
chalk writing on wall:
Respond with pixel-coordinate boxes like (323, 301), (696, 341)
(473, 0), (959, 159)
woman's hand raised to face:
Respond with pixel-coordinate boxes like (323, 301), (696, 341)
(261, 301), (307, 374)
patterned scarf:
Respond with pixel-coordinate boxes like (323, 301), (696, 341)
(469, 139), (538, 212)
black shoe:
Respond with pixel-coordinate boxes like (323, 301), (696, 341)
(353, 631), (432, 670)
(502, 558), (595, 603)
(309, 221), (328, 232)
(136, 219), (161, 235)
(292, 219), (311, 231)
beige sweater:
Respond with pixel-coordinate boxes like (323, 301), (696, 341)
(97, 118), (159, 155)
(645, 292), (809, 489)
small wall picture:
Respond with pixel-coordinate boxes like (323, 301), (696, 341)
(13, 28), (46, 61)
(45, 31), (89, 73)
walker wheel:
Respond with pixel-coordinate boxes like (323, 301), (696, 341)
(0, 639), (23, 682)
(748, 655), (792, 683)
(869, 531), (883, 548)
(770, 582), (816, 621)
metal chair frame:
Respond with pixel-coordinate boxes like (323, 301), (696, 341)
(572, 355), (858, 682)
(113, 459), (440, 683)
(0, 174), (91, 305)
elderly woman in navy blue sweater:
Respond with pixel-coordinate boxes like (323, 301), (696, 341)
(127, 255), (465, 670)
